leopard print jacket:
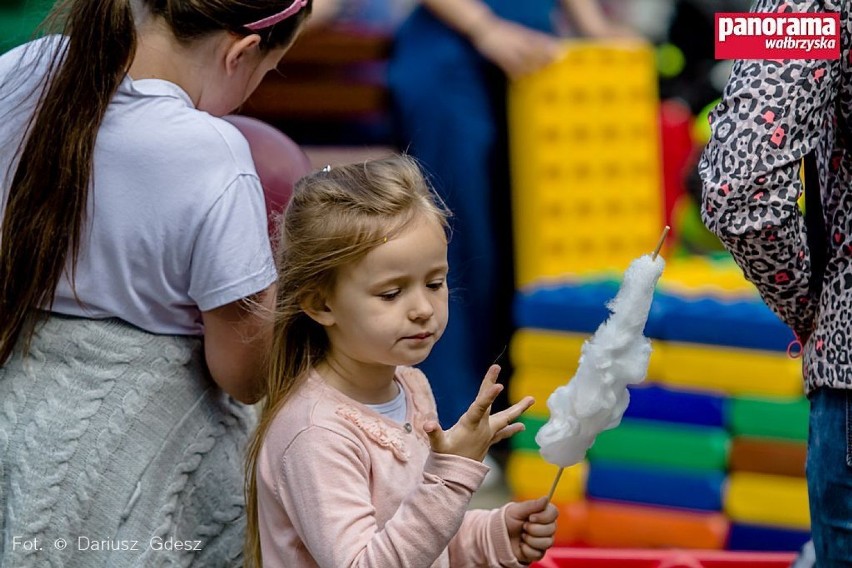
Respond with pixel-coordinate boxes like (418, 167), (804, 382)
(700, 0), (850, 392)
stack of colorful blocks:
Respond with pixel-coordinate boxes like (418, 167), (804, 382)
(507, 42), (811, 552)
(506, 261), (811, 551)
(508, 41), (664, 288)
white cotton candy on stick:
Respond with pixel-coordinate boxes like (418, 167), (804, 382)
(536, 227), (669, 500)
(535, 254), (664, 465)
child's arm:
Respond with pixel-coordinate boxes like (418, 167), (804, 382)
(503, 498), (559, 563)
(560, 0), (635, 38)
(425, 365), (549, 565)
(700, 0), (839, 341)
(419, 0), (561, 79)
(201, 284), (275, 403)
(275, 426), (490, 567)
(448, 499), (559, 566)
(270, 366), (535, 566)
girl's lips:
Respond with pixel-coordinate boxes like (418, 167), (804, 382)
(403, 332), (433, 340)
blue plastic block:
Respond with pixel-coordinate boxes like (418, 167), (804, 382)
(655, 293), (794, 352)
(514, 280), (663, 337)
(586, 460), (725, 512)
(513, 282), (795, 353)
(624, 383), (726, 428)
(727, 522), (811, 552)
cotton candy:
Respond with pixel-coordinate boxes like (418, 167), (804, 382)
(535, 254), (665, 468)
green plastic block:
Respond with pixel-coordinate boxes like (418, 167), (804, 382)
(587, 419), (730, 471)
(726, 396), (809, 441)
(512, 414), (730, 472)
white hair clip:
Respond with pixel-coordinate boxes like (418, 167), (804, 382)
(322, 165), (332, 172)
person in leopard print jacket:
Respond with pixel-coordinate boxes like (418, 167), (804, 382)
(699, 0), (850, 562)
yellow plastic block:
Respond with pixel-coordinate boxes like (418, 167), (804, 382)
(510, 330), (799, 401)
(725, 472), (810, 530)
(506, 449), (586, 504)
(656, 341), (803, 398)
(510, 328), (664, 385)
(510, 329), (585, 370)
(509, 41), (664, 286)
(658, 256), (759, 298)
(509, 367), (571, 407)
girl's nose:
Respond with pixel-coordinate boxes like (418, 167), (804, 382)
(408, 290), (434, 320)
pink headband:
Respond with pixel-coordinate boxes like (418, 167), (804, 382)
(244, 0), (308, 31)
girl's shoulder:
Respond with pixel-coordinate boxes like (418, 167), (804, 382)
(263, 374), (364, 450)
(395, 365), (432, 396)
(0, 36), (64, 110)
(265, 368), (436, 454)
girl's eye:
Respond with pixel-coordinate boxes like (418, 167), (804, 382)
(427, 280), (445, 291)
(379, 290), (401, 301)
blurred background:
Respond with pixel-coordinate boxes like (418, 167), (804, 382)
(1, 0), (810, 563)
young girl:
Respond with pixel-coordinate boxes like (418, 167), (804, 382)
(387, 0), (633, 432)
(245, 155), (559, 567)
(0, 0), (311, 566)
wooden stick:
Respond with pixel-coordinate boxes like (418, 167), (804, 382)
(652, 225), (671, 260)
(546, 466), (564, 503)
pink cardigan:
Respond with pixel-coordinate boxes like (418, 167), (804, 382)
(256, 366), (523, 567)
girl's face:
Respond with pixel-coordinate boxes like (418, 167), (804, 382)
(318, 213), (449, 373)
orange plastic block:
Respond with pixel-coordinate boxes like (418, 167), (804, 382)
(584, 500), (729, 549)
(552, 501), (590, 547)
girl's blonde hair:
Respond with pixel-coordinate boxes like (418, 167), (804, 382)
(244, 154), (449, 567)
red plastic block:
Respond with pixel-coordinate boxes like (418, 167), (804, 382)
(532, 548), (796, 568)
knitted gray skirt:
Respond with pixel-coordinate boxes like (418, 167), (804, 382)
(0, 314), (257, 567)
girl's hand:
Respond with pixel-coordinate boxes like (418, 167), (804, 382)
(505, 497), (559, 564)
(424, 365), (534, 461)
(470, 18), (562, 80)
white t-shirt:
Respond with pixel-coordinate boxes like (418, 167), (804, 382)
(0, 37), (277, 335)
(364, 382), (408, 424)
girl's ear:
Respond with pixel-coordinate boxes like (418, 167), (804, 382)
(224, 33), (262, 76)
(301, 294), (335, 327)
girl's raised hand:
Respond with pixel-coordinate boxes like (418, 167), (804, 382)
(424, 364), (534, 461)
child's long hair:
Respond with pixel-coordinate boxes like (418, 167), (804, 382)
(0, 0), (312, 364)
(244, 155), (450, 568)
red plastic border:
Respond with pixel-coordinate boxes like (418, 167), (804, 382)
(532, 548), (797, 568)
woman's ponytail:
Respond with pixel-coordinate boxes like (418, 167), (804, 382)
(0, 0), (136, 363)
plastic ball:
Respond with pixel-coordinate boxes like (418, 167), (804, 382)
(222, 115), (312, 238)
(692, 99), (721, 146)
(656, 43), (686, 79)
(672, 195), (724, 254)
